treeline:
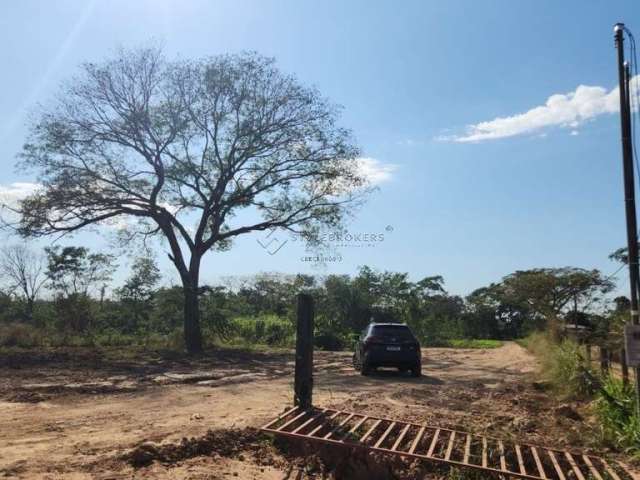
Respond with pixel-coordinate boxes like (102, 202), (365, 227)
(0, 243), (624, 350)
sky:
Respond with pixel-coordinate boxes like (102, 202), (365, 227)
(1, 0), (640, 296)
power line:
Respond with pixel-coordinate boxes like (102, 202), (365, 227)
(624, 27), (640, 198)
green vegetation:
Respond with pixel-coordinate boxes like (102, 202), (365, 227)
(0, 245), (626, 357)
(441, 339), (503, 349)
(1, 249), (543, 353)
(522, 332), (639, 457)
(226, 316), (295, 348)
(522, 332), (599, 399)
(0, 322), (185, 350)
(595, 376), (640, 457)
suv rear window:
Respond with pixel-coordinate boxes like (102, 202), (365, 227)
(371, 325), (414, 339)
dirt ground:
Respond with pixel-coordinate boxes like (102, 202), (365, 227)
(0, 343), (633, 479)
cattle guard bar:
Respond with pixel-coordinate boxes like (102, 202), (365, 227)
(262, 406), (639, 480)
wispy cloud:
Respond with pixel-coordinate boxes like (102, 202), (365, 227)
(440, 77), (638, 143)
(357, 157), (398, 184)
(0, 182), (41, 209)
(0, 182), (42, 227)
(396, 138), (423, 147)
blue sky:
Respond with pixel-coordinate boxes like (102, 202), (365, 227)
(1, 0), (639, 295)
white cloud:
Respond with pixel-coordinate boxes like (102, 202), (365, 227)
(0, 182), (42, 209)
(0, 182), (172, 233)
(441, 76), (639, 143)
(357, 157), (397, 185)
(0, 182), (42, 227)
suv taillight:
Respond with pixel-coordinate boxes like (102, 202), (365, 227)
(365, 335), (384, 345)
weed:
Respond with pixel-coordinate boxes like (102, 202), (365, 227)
(522, 332), (599, 399)
(229, 315), (295, 347)
(0, 323), (41, 348)
(594, 375), (640, 457)
(446, 467), (487, 479)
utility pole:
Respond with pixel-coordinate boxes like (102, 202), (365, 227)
(622, 61), (633, 387)
(614, 22), (640, 414)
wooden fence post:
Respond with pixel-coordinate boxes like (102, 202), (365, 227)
(621, 347), (630, 385)
(294, 293), (314, 409)
(600, 347), (610, 375)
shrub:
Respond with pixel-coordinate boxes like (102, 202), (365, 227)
(410, 315), (464, 345)
(0, 323), (41, 348)
(92, 329), (139, 347)
(314, 331), (344, 351)
(595, 376), (640, 456)
(522, 332), (599, 399)
(264, 321), (291, 346)
(229, 315), (295, 347)
(549, 340), (600, 398)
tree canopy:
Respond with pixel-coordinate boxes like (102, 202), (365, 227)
(468, 267), (615, 337)
(10, 47), (367, 352)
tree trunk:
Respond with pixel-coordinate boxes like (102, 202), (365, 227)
(183, 274), (203, 354)
(25, 297), (34, 324)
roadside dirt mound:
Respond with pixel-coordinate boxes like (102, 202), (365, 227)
(123, 427), (280, 468)
(120, 428), (464, 480)
(123, 428), (459, 480)
(273, 438), (469, 480)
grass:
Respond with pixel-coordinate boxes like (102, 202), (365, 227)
(519, 331), (599, 399)
(422, 338), (503, 349)
(594, 375), (640, 457)
(518, 331), (640, 459)
(443, 339), (503, 349)
(1, 319), (504, 354)
(227, 315), (295, 347)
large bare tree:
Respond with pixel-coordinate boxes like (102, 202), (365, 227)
(0, 244), (47, 323)
(10, 48), (367, 352)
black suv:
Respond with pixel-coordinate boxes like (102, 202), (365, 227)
(352, 323), (421, 377)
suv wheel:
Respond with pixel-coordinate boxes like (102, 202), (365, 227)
(411, 364), (422, 378)
(360, 360), (371, 376)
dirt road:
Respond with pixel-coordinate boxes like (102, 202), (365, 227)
(0, 342), (610, 479)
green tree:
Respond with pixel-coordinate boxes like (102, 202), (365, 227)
(116, 256), (160, 331)
(0, 289), (16, 323)
(45, 246), (115, 331)
(45, 246), (115, 297)
(318, 274), (366, 333)
(12, 48), (367, 353)
(149, 286), (185, 333)
(467, 267), (614, 338)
